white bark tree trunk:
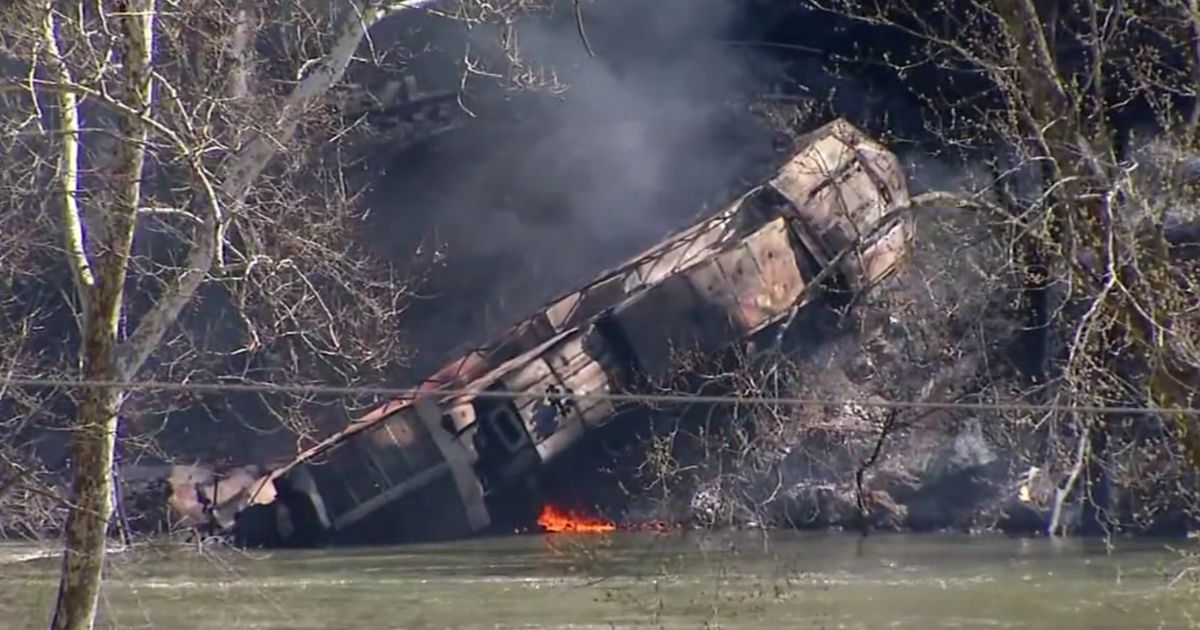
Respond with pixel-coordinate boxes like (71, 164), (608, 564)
(50, 0), (155, 627)
(46, 2), (446, 629)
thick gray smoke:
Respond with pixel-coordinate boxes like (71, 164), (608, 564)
(362, 0), (784, 374)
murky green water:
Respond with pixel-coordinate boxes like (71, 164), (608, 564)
(1, 531), (1197, 629)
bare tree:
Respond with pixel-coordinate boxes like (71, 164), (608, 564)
(586, 9), (1200, 532)
(0, 0), (560, 627)
(773, 0), (1200, 532)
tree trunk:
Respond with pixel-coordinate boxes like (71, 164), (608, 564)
(50, 2), (152, 626)
(50, 302), (123, 630)
(40, 3), (443, 628)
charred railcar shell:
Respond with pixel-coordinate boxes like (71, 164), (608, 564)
(227, 119), (913, 547)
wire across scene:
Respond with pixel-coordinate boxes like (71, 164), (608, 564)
(1, 375), (1197, 416)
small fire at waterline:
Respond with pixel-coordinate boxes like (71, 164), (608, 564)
(536, 504), (617, 533)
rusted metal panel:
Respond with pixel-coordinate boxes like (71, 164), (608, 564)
(299, 398), (488, 540)
(357, 430), (405, 489)
(334, 442), (386, 505)
(847, 219), (911, 290)
(725, 218), (808, 333)
(303, 445), (371, 519)
(770, 122), (861, 210)
(485, 328), (618, 461)
(375, 409), (442, 475)
(609, 272), (727, 380)
(843, 144), (912, 289)
(544, 274), (627, 330)
(785, 178), (847, 255)
(523, 330), (617, 448)
(533, 414), (586, 462)
(550, 329), (618, 430)
(777, 165), (881, 254)
(606, 218), (813, 380)
(331, 465), (469, 544)
(413, 397), (490, 533)
(854, 143), (908, 202)
(682, 256), (744, 339)
(442, 400), (478, 437)
(295, 404), (469, 537)
(307, 435), (381, 519)
(625, 215), (736, 290)
(768, 119), (911, 291)
(422, 351), (489, 390)
(500, 358), (559, 443)
(712, 241), (767, 332)
(609, 274), (698, 379)
(471, 397), (540, 482)
(831, 169), (885, 238)
(501, 313), (559, 354)
(333, 463), (449, 531)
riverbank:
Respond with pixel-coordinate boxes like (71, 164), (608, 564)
(4, 531), (1198, 629)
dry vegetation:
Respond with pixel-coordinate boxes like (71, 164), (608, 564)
(806, 0), (1200, 534)
(588, 0), (1200, 540)
(0, 1), (556, 628)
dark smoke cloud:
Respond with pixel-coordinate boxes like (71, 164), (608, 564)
(364, 0), (786, 374)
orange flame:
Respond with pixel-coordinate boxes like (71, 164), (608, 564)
(537, 504), (616, 534)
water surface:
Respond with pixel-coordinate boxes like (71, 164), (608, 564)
(2, 531), (1196, 629)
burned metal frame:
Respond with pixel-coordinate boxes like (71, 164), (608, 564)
(219, 118), (915, 547)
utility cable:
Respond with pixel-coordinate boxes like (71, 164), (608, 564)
(1, 375), (1197, 416)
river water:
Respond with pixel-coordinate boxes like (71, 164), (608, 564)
(1, 531), (1197, 629)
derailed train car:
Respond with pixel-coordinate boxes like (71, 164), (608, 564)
(224, 119), (914, 547)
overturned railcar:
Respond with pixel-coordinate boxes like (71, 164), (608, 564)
(226, 119), (914, 547)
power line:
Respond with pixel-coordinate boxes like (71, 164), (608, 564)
(2, 375), (1197, 416)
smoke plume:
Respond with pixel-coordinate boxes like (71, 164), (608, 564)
(362, 0), (785, 374)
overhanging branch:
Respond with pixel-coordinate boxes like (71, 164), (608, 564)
(116, 0), (445, 380)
